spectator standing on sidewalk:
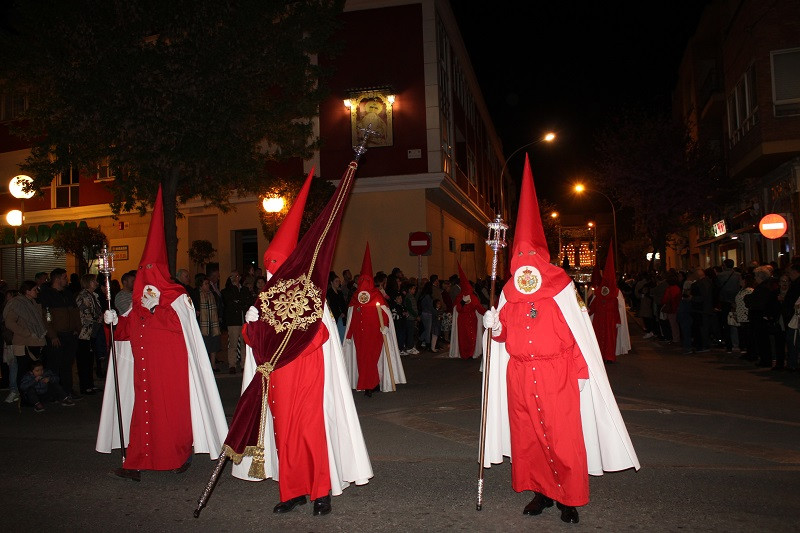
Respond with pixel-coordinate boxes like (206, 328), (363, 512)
(221, 271), (252, 374)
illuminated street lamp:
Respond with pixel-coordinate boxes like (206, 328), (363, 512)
(9, 175), (35, 281)
(262, 196), (285, 213)
(574, 183), (618, 266)
(498, 132), (557, 215)
(587, 221), (597, 266)
(550, 211), (562, 264)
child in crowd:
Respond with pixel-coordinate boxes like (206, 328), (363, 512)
(19, 360), (75, 413)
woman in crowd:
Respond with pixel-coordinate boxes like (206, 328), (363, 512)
(76, 273), (103, 394)
(3, 281), (47, 402)
(194, 273), (222, 372)
(733, 273), (756, 359)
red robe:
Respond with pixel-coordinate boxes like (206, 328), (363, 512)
(456, 297), (485, 359)
(495, 298), (590, 506)
(345, 303), (386, 390)
(268, 325), (331, 501)
(589, 289), (621, 362)
(114, 304), (192, 471)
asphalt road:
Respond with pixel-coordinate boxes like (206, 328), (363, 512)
(2, 320), (799, 532)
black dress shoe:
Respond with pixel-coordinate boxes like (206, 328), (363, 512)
(364, 389), (372, 397)
(556, 502), (579, 523)
(522, 492), (553, 515)
(111, 467), (141, 482)
(312, 495), (332, 516)
(273, 495), (307, 513)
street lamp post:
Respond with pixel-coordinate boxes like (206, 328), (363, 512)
(9, 175), (35, 283)
(5, 209), (22, 284)
(498, 132), (556, 216)
(587, 221), (597, 266)
(551, 211), (561, 264)
(574, 184), (618, 267)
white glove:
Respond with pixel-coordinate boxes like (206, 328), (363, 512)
(245, 306), (259, 323)
(141, 286), (160, 312)
(380, 326), (389, 335)
(103, 310), (118, 325)
(578, 378), (587, 392)
(482, 307), (501, 333)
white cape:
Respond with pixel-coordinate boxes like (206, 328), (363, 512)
(231, 305), (373, 496)
(448, 306), (485, 359)
(482, 284), (640, 475)
(615, 291), (631, 355)
(342, 305), (407, 391)
(96, 294), (229, 459)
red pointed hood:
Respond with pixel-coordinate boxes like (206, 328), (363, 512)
(504, 155), (571, 303)
(458, 262), (473, 297)
(350, 242), (385, 307)
(132, 185), (186, 306)
(599, 241), (619, 297)
(591, 264), (602, 290)
(263, 168), (314, 275)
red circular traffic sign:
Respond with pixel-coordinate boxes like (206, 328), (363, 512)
(759, 214), (787, 240)
(408, 231), (431, 255)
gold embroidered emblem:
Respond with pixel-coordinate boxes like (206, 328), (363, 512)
(516, 268), (540, 293)
(259, 274), (323, 333)
(600, 286), (610, 296)
(357, 290), (371, 304)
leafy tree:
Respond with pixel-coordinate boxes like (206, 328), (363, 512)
(259, 173), (335, 240)
(51, 226), (109, 275)
(188, 240), (216, 275)
(593, 108), (724, 270)
(0, 0), (344, 273)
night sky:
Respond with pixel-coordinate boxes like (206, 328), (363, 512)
(450, 1), (709, 213)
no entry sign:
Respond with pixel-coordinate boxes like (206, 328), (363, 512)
(408, 231), (432, 256)
(759, 214), (787, 240)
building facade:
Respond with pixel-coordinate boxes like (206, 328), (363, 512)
(0, 0), (508, 288)
(671, 0), (800, 269)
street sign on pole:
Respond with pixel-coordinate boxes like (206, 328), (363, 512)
(408, 231), (432, 256)
(759, 214), (787, 240)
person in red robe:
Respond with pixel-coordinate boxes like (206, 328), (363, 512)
(589, 245), (621, 363)
(242, 170), (333, 515)
(454, 262), (485, 359)
(345, 243), (387, 396)
(102, 186), (227, 481)
(483, 155), (589, 523)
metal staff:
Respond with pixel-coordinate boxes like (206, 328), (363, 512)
(97, 246), (126, 461)
(476, 214), (508, 511)
(376, 301), (396, 391)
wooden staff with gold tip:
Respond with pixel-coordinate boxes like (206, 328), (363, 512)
(376, 301), (396, 391)
(476, 214), (508, 511)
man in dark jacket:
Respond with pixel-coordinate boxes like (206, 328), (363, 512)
(221, 271), (252, 374)
(39, 268), (82, 398)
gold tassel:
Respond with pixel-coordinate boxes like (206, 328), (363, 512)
(248, 445), (266, 479)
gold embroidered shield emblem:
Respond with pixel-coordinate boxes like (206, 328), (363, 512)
(600, 286), (610, 296)
(357, 290), (371, 304)
(514, 265), (541, 294)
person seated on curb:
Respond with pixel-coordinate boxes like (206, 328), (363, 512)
(19, 360), (75, 413)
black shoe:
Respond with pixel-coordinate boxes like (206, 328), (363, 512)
(364, 389), (372, 398)
(273, 495), (307, 513)
(111, 468), (141, 482)
(557, 502), (580, 523)
(313, 495), (332, 516)
(522, 492), (554, 515)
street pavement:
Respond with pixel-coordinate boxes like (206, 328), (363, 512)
(2, 319), (800, 532)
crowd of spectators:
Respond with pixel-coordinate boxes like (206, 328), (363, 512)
(620, 257), (800, 371)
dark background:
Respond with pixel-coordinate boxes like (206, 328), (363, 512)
(450, 1), (710, 212)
